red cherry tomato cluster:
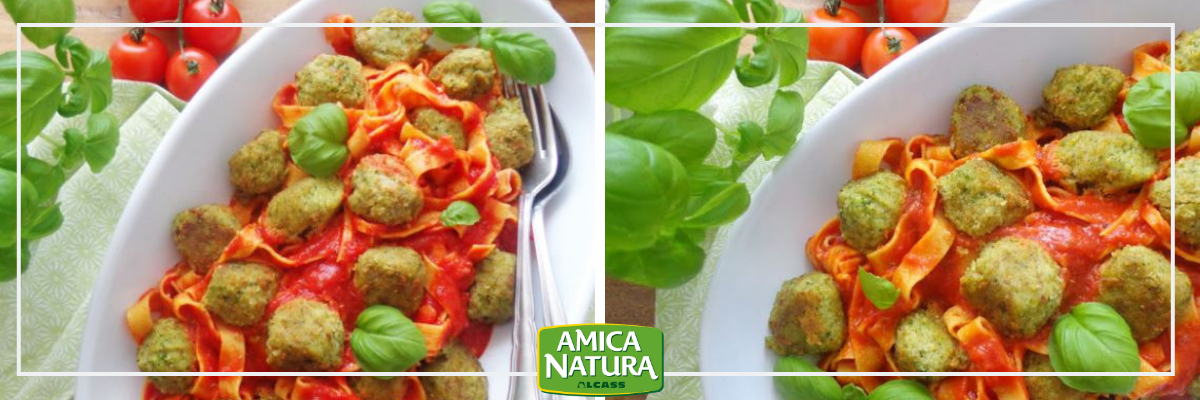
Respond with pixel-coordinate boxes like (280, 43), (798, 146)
(111, 0), (243, 100)
(805, 0), (946, 77)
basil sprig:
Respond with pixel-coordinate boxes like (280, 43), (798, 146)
(423, 1), (556, 85)
(858, 268), (899, 310)
(1124, 71), (1200, 149)
(774, 356), (841, 400)
(1048, 302), (1140, 394)
(441, 200), (481, 227)
(288, 103), (349, 177)
(350, 305), (428, 375)
(866, 380), (933, 400)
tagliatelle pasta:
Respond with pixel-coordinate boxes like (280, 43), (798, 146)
(126, 12), (523, 400)
(790, 41), (1200, 399)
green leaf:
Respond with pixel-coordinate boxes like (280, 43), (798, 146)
(1049, 302), (1140, 394)
(288, 103), (350, 177)
(843, 384), (869, 400)
(1124, 71), (1200, 149)
(17, 174), (38, 242)
(83, 112), (119, 172)
(867, 380), (933, 400)
(606, 110), (717, 165)
(2, 0), (76, 49)
(773, 356), (841, 400)
(605, 133), (690, 251)
(54, 35), (90, 71)
(686, 163), (731, 197)
(0, 51), (65, 145)
(21, 156), (64, 203)
(858, 268), (899, 310)
(765, 25), (809, 86)
(56, 127), (85, 170)
(731, 121), (765, 165)
(350, 305), (427, 374)
(441, 200), (481, 227)
(605, 231), (704, 288)
(682, 181), (750, 228)
(0, 240), (29, 282)
(605, 0), (743, 113)
(422, 0), (482, 44)
(57, 80), (89, 118)
(73, 49), (114, 113)
(0, 169), (17, 248)
(735, 43), (777, 88)
(22, 202), (61, 241)
(763, 89), (806, 158)
(480, 31), (556, 85)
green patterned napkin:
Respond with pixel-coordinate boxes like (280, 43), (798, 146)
(0, 81), (184, 399)
(648, 61), (863, 400)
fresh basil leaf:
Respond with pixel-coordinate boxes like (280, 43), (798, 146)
(773, 356), (841, 400)
(83, 112), (119, 172)
(765, 25), (809, 87)
(350, 305), (427, 374)
(0, 51), (65, 145)
(606, 110), (717, 165)
(867, 379), (933, 400)
(22, 202), (61, 241)
(56, 127), (85, 170)
(288, 103), (350, 177)
(0, 241), (18, 282)
(843, 384), (869, 400)
(682, 181), (750, 228)
(1125, 72), (1184, 149)
(480, 31), (555, 85)
(1176, 71), (1200, 124)
(21, 156), (64, 203)
(858, 268), (899, 310)
(763, 89), (806, 158)
(1049, 302), (1139, 394)
(606, 231), (704, 288)
(18, 174), (38, 235)
(441, 200), (481, 227)
(58, 80), (89, 118)
(606, 0), (742, 113)
(0, 169), (17, 248)
(0, 131), (16, 171)
(686, 163), (731, 197)
(54, 35), (90, 71)
(423, 0), (482, 44)
(605, 133), (690, 251)
(2, 0), (76, 49)
(73, 49), (113, 113)
(735, 44), (777, 88)
(732, 121), (765, 165)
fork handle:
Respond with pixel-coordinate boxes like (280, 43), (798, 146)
(509, 196), (541, 400)
(532, 204), (568, 327)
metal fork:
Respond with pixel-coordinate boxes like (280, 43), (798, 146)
(503, 77), (561, 400)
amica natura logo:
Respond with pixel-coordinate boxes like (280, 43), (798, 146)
(537, 324), (665, 396)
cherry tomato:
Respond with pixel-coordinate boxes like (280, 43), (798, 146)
(861, 28), (918, 77)
(806, 0), (867, 68)
(109, 28), (170, 84)
(840, 0), (875, 6)
(166, 47), (218, 101)
(129, 0), (181, 23)
(182, 0), (243, 58)
(884, 0), (949, 38)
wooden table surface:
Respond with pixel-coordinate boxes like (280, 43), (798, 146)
(0, 0), (595, 66)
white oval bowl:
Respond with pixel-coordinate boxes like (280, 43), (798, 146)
(74, 1), (594, 399)
(700, 0), (1195, 397)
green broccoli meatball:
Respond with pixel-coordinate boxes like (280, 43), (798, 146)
(937, 159), (1033, 237)
(418, 341), (486, 400)
(837, 171), (907, 252)
(430, 48), (496, 100)
(1049, 130), (1157, 194)
(353, 8), (430, 68)
(949, 85), (1027, 158)
(136, 318), (196, 395)
(1041, 64), (1126, 130)
(265, 299), (344, 371)
(295, 54), (367, 107)
(229, 130), (288, 196)
(1023, 353), (1086, 400)
(172, 204), (241, 274)
(353, 246), (426, 315)
(350, 377), (408, 400)
(1177, 29), (1200, 72)
(202, 262), (279, 327)
(264, 177), (344, 244)
(1097, 245), (1173, 342)
(484, 98), (534, 169)
(766, 272), (846, 356)
(894, 308), (969, 374)
(412, 107), (466, 150)
(961, 237), (1064, 338)
(1151, 157), (1200, 247)
(347, 154), (423, 226)
(468, 250), (515, 323)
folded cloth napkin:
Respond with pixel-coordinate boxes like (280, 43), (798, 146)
(0, 81), (183, 399)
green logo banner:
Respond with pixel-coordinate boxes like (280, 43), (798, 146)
(537, 324), (665, 396)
